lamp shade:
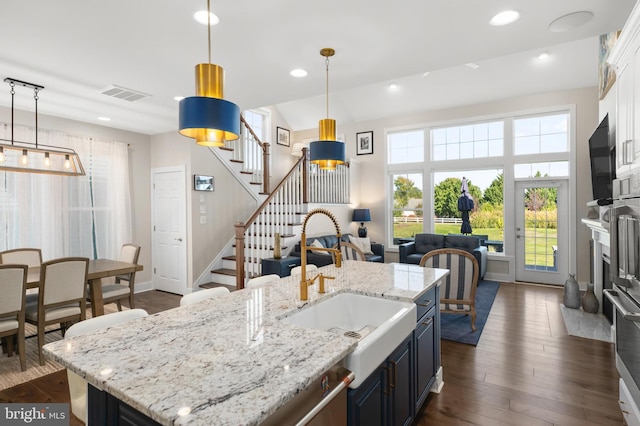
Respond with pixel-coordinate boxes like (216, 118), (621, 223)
(179, 96), (240, 146)
(309, 140), (346, 170)
(352, 208), (371, 223)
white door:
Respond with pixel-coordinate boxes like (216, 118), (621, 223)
(515, 180), (569, 285)
(152, 167), (188, 294)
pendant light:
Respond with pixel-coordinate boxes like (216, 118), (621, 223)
(0, 78), (85, 176)
(309, 48), (346, 171)
(178, 0), (240, 146)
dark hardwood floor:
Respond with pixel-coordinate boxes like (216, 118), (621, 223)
(0, 284), (622, 425)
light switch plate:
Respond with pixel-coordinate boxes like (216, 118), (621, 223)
(200, 205), (206, 214)
(200, 195), (205, 202)
(200, 215), (207, 224)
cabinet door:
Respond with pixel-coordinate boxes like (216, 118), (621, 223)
(617, 59), (634, 176)
(347, 366), (387, 426)
(414, 307), (436, 412)
(633, 44), (640, 172)
(388, 335), (414, 426)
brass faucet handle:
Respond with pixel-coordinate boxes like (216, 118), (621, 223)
(318, 274), (335, 294)
(335, 252), (342, 268)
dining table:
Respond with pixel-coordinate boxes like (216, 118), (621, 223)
(26, 259), (143, 317)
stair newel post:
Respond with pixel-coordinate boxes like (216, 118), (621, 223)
(262, 142), (270, 194)
(234, 222), (246, 290)
(302, 147), (309, 204)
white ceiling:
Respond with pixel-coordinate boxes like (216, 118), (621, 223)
(0, 0), (635, 135)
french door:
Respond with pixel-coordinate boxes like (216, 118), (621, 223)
(515, 180), (568, 285)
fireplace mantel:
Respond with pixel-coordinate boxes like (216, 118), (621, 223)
(581, 218), (610, 314)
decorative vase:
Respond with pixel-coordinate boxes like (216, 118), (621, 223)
(582, 282), (599, 314)
(273, 233), (282, 259)
(563, 274), (581, 309)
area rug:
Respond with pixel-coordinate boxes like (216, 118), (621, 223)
(559, 304), (613, 343)
(440, 280), (500, 346)
(0, 305), (124, 391)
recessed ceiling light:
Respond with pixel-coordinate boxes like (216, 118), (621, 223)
(388, 83), (398, 90)
(193, 11), (219, 26)
(290, 69), (308, 78)
(490, 10), (520, 26)
(548, 11), (593, 33)
(537, 51), (550, 61)
(422, 72), (430, 78)
(174, 96), (185, 101)
(98, 117), (111, 122)
(465, 63), (480, 69)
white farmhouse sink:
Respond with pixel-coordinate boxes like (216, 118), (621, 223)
(281, 292), (416, 388)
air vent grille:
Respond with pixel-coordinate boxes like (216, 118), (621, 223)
(101, 85), (150, 102)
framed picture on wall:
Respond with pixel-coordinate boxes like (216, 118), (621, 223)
(598, 31), (620, 100)
(356, 131), (373, 155)
(277, 127), (290, 147)
(194, 175), (214, 191)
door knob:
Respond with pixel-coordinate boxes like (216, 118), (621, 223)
(516, 234), (521, 239)
(175, 237), (183, 242)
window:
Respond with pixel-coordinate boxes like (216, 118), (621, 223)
(514, 113), (569, 155)
(432, 121), (503, 161)
(391, 173), (423, 244)
(514, 161), (569, 178)
(388, 130), (424, 164)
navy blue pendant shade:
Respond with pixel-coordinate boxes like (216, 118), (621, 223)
(309, 140), (346, 170)
(179, 96), (240, 146)
(353, 208), (371, 238)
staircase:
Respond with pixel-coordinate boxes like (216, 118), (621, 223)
(201, 118), (351, 290)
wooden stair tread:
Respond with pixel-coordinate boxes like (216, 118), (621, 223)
(200, 282), (237, 292)
(211, 268), (237, 276)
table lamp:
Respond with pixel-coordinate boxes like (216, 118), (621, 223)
(352, 208), (371, 238)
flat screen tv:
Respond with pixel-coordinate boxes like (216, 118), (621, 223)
(588, 113), (615, 202)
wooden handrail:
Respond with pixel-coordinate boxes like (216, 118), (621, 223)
(234, 148), (308, 288)
(240, 115), (270, 193)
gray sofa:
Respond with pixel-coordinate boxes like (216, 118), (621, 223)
(399, 233), (487, 279)
(291, 233), (384, 267)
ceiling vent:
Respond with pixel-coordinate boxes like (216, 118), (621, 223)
(101, 84), (150, 102)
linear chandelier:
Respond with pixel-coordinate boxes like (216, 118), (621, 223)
(309, 48), (346, 171)
(178, 0), (240, 146)
(1, 78), (85, 176)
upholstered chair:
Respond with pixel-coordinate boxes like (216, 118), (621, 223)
(65, 309), (149, 424)
(25, 257), (89, 365)
(290, 264), (318, 277)
(246, 274), (280, 288)
(180, 287), (230, 307)
(420, 248), (479, 331)
(0, 264), (28, 371)
(99, 244), (141, 311)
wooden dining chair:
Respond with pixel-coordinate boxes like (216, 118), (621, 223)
(25, 257), (89, 365)
(420, 248), (479, 331)
(0, 248), (42, 267)
(0, 264), (28, 371)
(1, 248), (43, 304)
(65, 309), (149, 424)
(100, 244), (141, 311)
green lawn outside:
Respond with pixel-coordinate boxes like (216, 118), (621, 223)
(393, 223), (557, 266)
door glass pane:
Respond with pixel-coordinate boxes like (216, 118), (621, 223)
(523, 186), (558, 272)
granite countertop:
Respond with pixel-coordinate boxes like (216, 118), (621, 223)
(43, 261), (448, 426)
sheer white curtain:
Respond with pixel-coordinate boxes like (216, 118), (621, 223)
(0, 123), (132, 261)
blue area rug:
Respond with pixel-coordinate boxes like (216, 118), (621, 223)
(440, 280), (500, 346)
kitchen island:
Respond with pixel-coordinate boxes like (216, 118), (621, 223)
(44, 261), (448, 425)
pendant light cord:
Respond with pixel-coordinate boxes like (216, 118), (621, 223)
(9, 81), (14, 145)
(34, 87), (39, 148)
(325, 56), (330, 119)
(207, 0), (212, 64)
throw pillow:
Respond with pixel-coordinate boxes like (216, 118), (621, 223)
(349, 235), (374, 255)
(311, 238), (331, 255)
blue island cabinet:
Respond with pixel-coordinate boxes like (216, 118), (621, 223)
(347, 286), (439, 426)
(347, 334), (413, 426)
